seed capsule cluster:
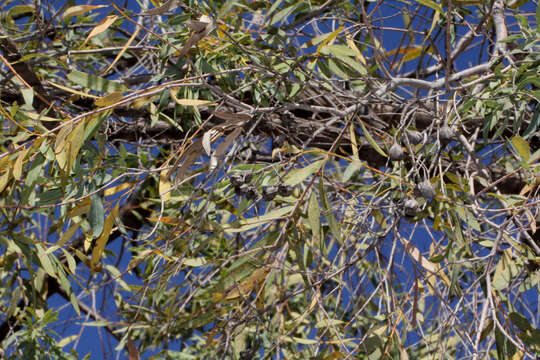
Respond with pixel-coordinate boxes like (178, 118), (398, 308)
(230, 173), (294, 201)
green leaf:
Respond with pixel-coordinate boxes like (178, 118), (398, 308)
(411, 0), (444, 14)
(284, 336), (318, 345)
(183, 257), (208, 267)
(270, 3), (298, 25)
(67, 70), (127, 93)
(509, 312), (532, 331)
(319, 180), (341, 244)
(492, 249), (519, 290)
(537, 1), (540, 31)
(226, 206), (295, 233)
(38, 187), (63, 206)
(284, 159), (325, 186)
(36, 244), (57, 279)
(89, 196), (105, 239)
(308, 192), (320, 238)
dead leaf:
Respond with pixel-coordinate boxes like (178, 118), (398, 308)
(210, 127), (242, 170)
(177, 15), (215, 57)
(127, 338), (140, 360)
(144, 0), (178, 15)
(213, 111), (252, 122)
(202, 129), (221, 156)
(167, 138), (204, 179)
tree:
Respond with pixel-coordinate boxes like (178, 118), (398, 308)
(1, 0), (540, 358)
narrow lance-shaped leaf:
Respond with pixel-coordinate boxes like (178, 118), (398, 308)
(91, 204), (119, 266)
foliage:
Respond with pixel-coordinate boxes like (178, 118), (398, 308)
(1, 0), (540, 358)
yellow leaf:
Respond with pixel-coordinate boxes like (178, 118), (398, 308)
(68, 198), (91, 218)
(91, 204), (119, 266)
(104, 182), (135, 197)
(427, 10), (440, 38)
(316, 26), (344, 55)
(147, 216), (182, 225)
(58, 222), (80, 247)
(511, 135), (530, 162)
(400, 235), (451, 288)
(131, 95), (156, 109)
(55, 119), (86, 172)
(62, 5), (109, 19)
(159, 169), (172, 202)
(412, 0), (444, 14)
(359, 121), (387, 157)
(46, 80), (98, 99)
(84, 15), (119, 46)
(349, 123), (359, 159)
(345, 33), (366, 66)
(225, 267), (270, 300)
(67, 119), (86, 171)
(12, 147), (30, 181)
(103, 26), (141, 74)
(21, 111), (61, 123)
(54, 123), (73, 170)
(172, 96), (214, 107)
(0, 164), (11, 193)
(95, 91), (124, 107)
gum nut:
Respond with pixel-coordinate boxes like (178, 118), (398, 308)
(406, 130), (423, 145)
(230, 175), (244, 187)
(416, 180), (436, 199)
(439, 125), (455, 143)
(235, 183), (250, 195)
(245, 186), (257, 200)
(278, 184), (293, 196)
(242, 172), (253, 183)
(262, 186), (278, 201)
(404, 198), (419, 217)
(389, 143), (404, 161)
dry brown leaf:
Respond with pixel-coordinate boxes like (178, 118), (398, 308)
(210, 127), (242, 170)
(167, 138), (204, 179)
(127, 338), (140, 360)
(144, 0), (178, 15)
(213, 111), (252, 122)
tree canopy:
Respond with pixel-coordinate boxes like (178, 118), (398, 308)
(1, 0), (540, 358)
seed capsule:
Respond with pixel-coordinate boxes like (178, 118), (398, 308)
(241, 172), (253, 183)
(234, 183), (250, 195)
(389, 143), (404, 161)
(245, 186), (258, 200)
(278, 184), (293, 197)
(406, 130), (423, 145)
(439, 125), (455, 145)
(230, 175), (244, 187)
(415, 180), (436, 199)
(262, 186), (278, 201)
(403, 198), (419, 217)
